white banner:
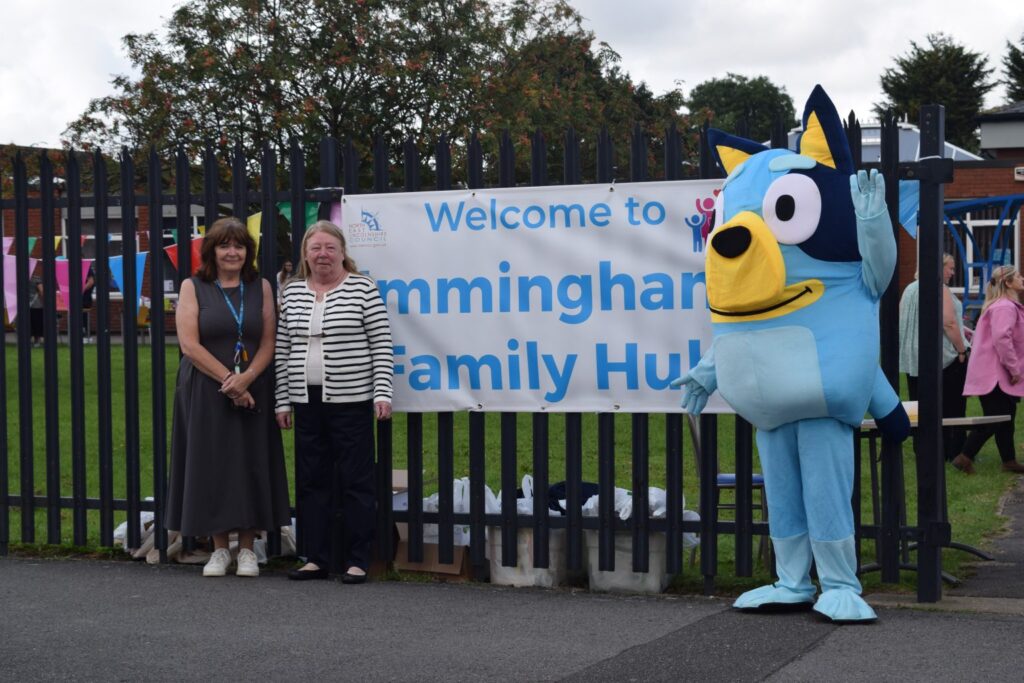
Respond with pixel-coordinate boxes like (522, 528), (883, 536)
(335, 180), (729, 413)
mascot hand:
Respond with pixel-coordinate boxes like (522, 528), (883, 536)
(850, 169), (887, 220)
(875, 402), (911, 444)
(670, 373), (709, 415)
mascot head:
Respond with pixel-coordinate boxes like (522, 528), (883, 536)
(704, 85), (858, 323)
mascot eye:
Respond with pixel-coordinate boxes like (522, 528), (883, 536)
(761, 174), (821, 244)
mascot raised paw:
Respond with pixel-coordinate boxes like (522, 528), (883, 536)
(673, 85), (910, 623)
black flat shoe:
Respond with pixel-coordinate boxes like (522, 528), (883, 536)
(341, 570), (367, 584)
(288, 566), (329, 581)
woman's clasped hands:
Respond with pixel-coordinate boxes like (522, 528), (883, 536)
(220, 370), (256, 409)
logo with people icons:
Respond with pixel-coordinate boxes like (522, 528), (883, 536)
(684, 189), (719, 253)
(346, 208), (388, 248)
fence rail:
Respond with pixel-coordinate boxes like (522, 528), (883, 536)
(1, 120), (947, 599)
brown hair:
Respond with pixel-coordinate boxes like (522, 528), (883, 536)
(196, 217), (259, 283)
(297, 220), (359, 280)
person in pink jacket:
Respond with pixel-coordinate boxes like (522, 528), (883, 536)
(954, 265), (1024, 474)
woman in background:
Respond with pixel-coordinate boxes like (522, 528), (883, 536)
(899, 253), (971, 461)
(954, 265), (1024, 474)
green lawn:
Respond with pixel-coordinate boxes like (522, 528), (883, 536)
(3, 344), (1018, 593)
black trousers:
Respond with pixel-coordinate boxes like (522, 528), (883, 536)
(906, 358), (968, 461)
(294, 390), (375, 571)
(961, 387), (1019, 463)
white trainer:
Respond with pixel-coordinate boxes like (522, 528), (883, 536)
(236, 548), (259, 577)
(203, 548), (232, 577)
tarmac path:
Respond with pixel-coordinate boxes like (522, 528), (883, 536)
(2, 479), (1022, 681)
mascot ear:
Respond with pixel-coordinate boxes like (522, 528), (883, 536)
(707, 128), (770, 176)
(798, 85), (855, 173)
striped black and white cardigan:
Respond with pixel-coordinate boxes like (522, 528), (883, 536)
(274, 274), (394, 411)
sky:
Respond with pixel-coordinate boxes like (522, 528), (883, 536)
(1, 0), (1022, 148)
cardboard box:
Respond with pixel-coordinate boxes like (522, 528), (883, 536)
(393, 522), (472, 577)
(584, 529), (670, 594)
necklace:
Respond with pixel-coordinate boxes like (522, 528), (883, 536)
(310, 272), (347, 296)
(215, 280), (247, 373)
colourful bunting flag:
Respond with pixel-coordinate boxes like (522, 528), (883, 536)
(3, 254), (39, 323)
(54, 258), (95, 311)
(108, 252), (149, 304)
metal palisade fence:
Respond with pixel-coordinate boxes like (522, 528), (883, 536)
(0, 118), (946, 600)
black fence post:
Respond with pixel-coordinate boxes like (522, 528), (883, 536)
(40, 153), (62, 544)
(257, 143), (280, 552)
(148, 147), (168, 562)
(120, 148), (142, 550)
(175, 147), (192, 287)
(203, 142), (218, 230)
(259, 142), (278, 291)
(597, 413), (615, 571)
(231, 143), (247, 219)
(563, 126), (581, 185)
(67, 152), (88, 547)
(733, 416), (753, 576)
(13, 154), (34, 543)
(500, 413), (517, 567)
(430, 134), (454, 567)
(435, 134), (451, 192)
(664, 122), (681, 181)
(343, 139), (359, 196)
(630, 123), (648, 182)
(499, 130), (514, 187)
(531, 129), (547, 186)
(878, 114), (903, 583)
(94, 150), (115, 547)
(563, 129), (584, 571)
(467, 133), (483, 190)
(697, 123), (721, 594)
(597, 127), (613, 184)
(916, 104), (950, 603)
(288, 139), (305, 265)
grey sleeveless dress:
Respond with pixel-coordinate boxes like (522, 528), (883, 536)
(166, 277), (291, 536)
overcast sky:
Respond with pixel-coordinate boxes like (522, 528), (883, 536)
(2, 0), (1022, 148)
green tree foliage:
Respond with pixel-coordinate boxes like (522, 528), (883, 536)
(1003, 33), (1024, 103)
(875, 33), (995, 152)
(684, 73), (796, 143)
(63, 0), (690, 186)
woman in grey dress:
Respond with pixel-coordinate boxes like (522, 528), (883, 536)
(166, 217), (291, 578)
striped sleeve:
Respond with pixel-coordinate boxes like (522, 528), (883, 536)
(274, 282), (294, 413)
(362, 279), (394, 403)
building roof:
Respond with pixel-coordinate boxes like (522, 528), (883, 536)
(976, 101), (1024, 123)
(784, 121), (982, 162)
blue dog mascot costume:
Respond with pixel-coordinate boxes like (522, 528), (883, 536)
(674, 86), (909, 622)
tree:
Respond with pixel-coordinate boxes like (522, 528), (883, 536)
(1003, 33), (1024, 103)
(875, 33), (995, 152)
(62, 0), (690, 186)
(684, 73), (796, 143)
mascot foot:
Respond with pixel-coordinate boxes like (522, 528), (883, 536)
(813, 589), (877, 623)
(734, 533), (816, 612)
(810, 536), (876, 623)
(733, 583), (815, 611)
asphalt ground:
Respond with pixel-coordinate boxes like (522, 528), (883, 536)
(2, 478), (1022, 682)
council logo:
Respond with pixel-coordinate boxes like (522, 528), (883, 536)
(346, 208), (388, 248)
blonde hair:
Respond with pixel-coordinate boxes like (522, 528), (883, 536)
(914, 252), (954, 281)
(982, 265), (1019, 314)
(297, 220), (358, 281)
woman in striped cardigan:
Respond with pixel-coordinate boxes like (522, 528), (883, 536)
(275, 221), (394, 582)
